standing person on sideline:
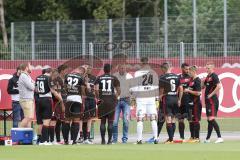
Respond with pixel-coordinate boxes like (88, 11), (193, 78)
(35, 68), (63, 145)
(159, 62), (183, 144)
(112, 64), (133, 144)
(81, 64), (97, 144)
(132, 57), (159, 144)
(95, 64), (121, 145)
(18, 63), (35, 128)
(7, 66), (24, 128)
(62, 66), (86, 145)
(184, 66), (202, 143)
(35, 68), (46, 144)
(202, 62), (223, 143)
(55, 64), (68, 143)
(178, 63), (191, 141)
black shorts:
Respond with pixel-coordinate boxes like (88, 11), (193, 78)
(205, 96), (219, 117)
(65, 101), (83, 119)
(97, 99), (116, 119)
(36, 97), (53, 124)
(179, 104), (191, 120)
(179, 95), (191, 119)
(162, 96), (179, 117)
(84, 97), (96, 119)
(189, 102), (202, 122)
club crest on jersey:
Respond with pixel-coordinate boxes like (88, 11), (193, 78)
(189, 81), (194, 86)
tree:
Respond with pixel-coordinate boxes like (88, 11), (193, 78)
(0, 0), (8, 46)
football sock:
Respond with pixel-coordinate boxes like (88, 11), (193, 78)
(71, 122), (80, 142)
(100, 119), (106, 143)
(151, 120), (158, 139)
(62, 122), (70, 142)
(172, 123), (176, 138)
(166, 123), (173, 141)
(55, 120), (61, 142)
(48, 126), (55, 142)
(82, 122), (87, 140)
(194, 122), (200, 139)
(157, 121), (165, 137)
(206, 120), (213, 140)
(41, 125), (49, 143)
(137, 121), (143, 141)
(211, 119), (222, 138)
(178, 121), (185, 139)
(37, 134), (42, 143)
(189, 122), (195, 138)
(107, 121), (113, 143)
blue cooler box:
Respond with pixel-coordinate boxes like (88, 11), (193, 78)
(11, 128), (33, 144)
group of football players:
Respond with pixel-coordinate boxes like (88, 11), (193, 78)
(33, 56), (223, 145)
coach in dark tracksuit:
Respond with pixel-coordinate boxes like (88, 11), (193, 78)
(7, 66), (24, 128)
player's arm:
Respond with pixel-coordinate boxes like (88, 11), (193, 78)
(51, 88), (63, 102)
(208, 83), (221, 98)
(184, 79), (201, 96)
(94, 84), (99, 99)
(185, 89), (201, 96)
(114, 78), (121, 99)
(159, 88), (164, 102)
(178, 85), (183, 106)
(208, 74), (221, 98)
(81, 85), (86, 98)
(49, 79), (63, 102)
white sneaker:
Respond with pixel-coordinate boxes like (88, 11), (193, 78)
(46, 142), (53, 145)
(39, 142), (53, 146)
(204, 139), (211, 143)
(52, 142), (62, 145)
(215, 138), (224, 144)
(84, 139), (94, 144)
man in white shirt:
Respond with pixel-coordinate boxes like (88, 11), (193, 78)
(131, 57), (159, 144)
(18, 63), (35, 128)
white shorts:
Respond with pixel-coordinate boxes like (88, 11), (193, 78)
(136, 100), (157, 118)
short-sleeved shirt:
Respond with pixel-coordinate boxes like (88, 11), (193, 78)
(35, 74), (52, 98)
(131, 67), (159, 103)
(95, 73), (120, 99)
(65, 73), (85, 96)
(179, 73), (191, 104)
(159, 73), (180, 96)
(204, 73), (220, 98)
(188, 77), (201, 104)
(85, 74), (97, 98)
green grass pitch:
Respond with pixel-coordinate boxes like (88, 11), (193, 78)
(1, 142), (240, 160)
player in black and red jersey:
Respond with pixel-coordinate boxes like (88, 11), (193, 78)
(183, 66), (202, 143)
(35, 68), (62, 145)
(159, 62), (183, 144)
(203, 62), (223, 143)
(54, 64), (68, 143)
(178, 63), (192, 141)
(83, 64), (97, 144)
(95, 64), (120, 145)
(62, 66), (86, 145)
(48, 69), (65, 145)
